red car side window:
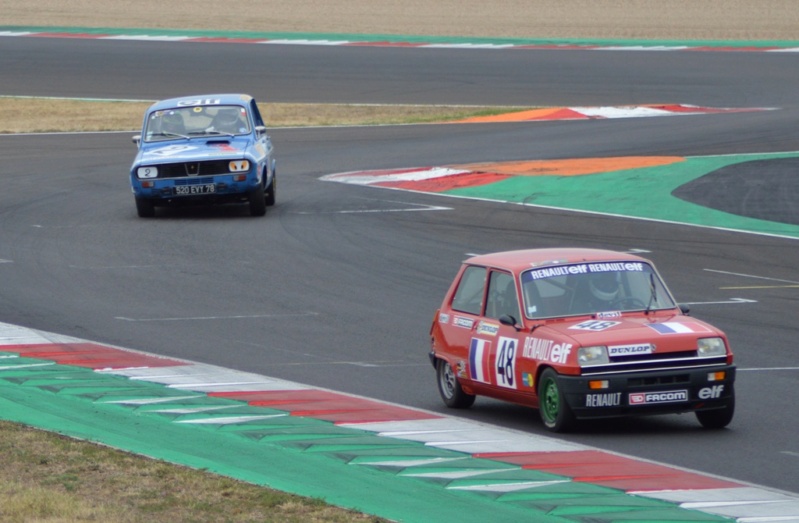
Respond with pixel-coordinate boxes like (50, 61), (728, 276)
(451, 266), (486, 315)
(486, 271), (519, 320)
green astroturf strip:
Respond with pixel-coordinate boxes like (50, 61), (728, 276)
(0, 364), (554, 522)
(0, 358), (732, 521)
(444, 152), (799, 239)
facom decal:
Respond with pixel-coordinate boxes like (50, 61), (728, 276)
(608, 343), (654, 357)
(629, 390), (688, 405)
(476, 321), (500, 336)
(522, 337), (572, 364)
(494, 337), (518, 389)
(453, 316), (474, 329)
(569, 320), (620, 331)
(586, 392), (621, 407)
(468, 338), (491, 384)
(699, 385), (725, 399)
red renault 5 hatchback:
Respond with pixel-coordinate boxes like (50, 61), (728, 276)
(429, 248), (735, 432)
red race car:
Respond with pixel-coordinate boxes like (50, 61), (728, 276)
(429, 248), (735, 432)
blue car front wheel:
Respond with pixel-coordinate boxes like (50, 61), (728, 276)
(247, 185), (266, 217)
(135, 197), (155, 218)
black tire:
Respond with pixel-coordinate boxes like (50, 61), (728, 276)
(248, 186), (266, 217)
(135, 197), (155, 218)
(537, 368), (575, 432)
(436, 359), (475, 409)
(696, 395), (735, 429)
(265, 171), (276, 207)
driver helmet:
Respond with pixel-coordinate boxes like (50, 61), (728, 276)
(589, 272), (621, 302)
(215, 108), (241, 129)
(161, 111), (184, 133)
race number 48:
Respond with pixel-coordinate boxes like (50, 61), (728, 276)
(495, 337), (517, 389)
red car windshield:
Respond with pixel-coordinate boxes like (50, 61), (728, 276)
(521, 261), (677, 319)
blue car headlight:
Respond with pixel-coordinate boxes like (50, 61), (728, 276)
(229, 160), (250, 172)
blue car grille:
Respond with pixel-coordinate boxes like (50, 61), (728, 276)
(156, 160), (231, 178)
(173, 177), (215, 186)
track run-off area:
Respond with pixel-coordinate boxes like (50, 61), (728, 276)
(1, 25), (799, 522)
(2, 322), (798, 522)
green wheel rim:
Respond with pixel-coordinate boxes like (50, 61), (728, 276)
(542, 378), (559, 423)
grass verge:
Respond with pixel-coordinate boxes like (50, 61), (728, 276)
(0, 97), (529, 133)
(0, 421), (385, 522)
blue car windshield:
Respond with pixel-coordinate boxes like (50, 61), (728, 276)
(144, 105), (250, 142)
(521, 261), (677, 319)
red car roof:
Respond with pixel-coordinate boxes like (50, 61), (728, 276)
(465, 248), (648, 273)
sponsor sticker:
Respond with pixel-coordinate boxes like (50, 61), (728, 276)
(438, 313), (449, 324)
(608, 343), (654, 357)
(525, 262), (644, 281)
(177, 98), (221, 106)
(699, 385), (725, 399)
(523, 336), (572, 364)
(209, 144), (239, 153)
(629, 390), (688, 405)
(522, 372), (534, 388)
(586, 392), (621, 407)
(453, 316), (474, 329)
(476, 321), (499, 336)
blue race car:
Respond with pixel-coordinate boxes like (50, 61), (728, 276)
(130, 94), (276, 217)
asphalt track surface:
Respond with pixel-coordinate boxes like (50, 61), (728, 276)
(1, 34), (799, 497)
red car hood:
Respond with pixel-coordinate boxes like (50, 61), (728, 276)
(538, 313), (723, 354)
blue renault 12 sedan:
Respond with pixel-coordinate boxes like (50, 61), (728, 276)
(130, 94), (276, 217)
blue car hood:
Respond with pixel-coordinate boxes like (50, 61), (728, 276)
(135, 138), (251, 165)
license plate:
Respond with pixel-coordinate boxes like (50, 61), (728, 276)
(174, 184), (215, 196)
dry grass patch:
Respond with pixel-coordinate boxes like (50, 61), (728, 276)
(0, 98), (151, 133)
(0, 98), (529, 133)
(0, 421), (385, 523)
(265, 103), (529, 127)
(3, 0), (799, 40)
